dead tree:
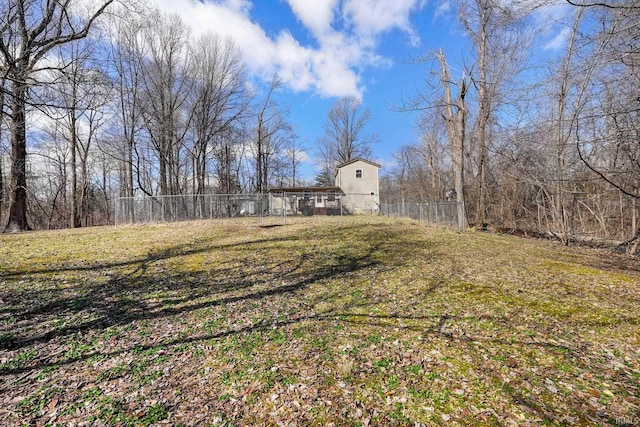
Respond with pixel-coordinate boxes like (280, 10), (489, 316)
(437, 50), (469, 231)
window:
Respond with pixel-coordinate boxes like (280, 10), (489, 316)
(355, 169), (363, 178)
(303, 190), (311, 200)
(328, 191), (336, 202)
(316, 193), (322, 203)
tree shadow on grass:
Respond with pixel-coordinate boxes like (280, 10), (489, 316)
(1, 220), (634, 426)
(322, 307), (635, 426)
(0, 223), (400, 365)
(0, 234), (297, 280)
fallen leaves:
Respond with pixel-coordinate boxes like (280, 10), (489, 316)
(0, 217), (639, 426)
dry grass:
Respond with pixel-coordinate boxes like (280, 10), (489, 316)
(0, 216), (638, 426)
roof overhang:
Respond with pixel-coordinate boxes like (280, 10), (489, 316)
(268, 186), (344, 194)
(334, 158), (382, 177)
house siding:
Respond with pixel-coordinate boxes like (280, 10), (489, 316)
(335, 159), (380, 214)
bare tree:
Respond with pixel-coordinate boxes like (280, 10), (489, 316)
(283, 133), (305, 187)
(437, 50), (468, 230)
(108, 13), (146, 202)
(573, 1), (640, 199)
(568, 0), (640, 249)
(320, 97), (374, 168)
(30, 130), (70, 228)
(94, 146), (117, 225)
(459, 0), (530, 223)
(0, 77), (5, 223)
(0, 0), (114, 232)
(48, 40), (110, 227)
(213, 128), (242, 194)
(138, 12), (192, 196)
(417, 113), (448, 198)
(187, 33), (249, 209)
(253, 78), (291, 193)
(565, 0), (640, 8)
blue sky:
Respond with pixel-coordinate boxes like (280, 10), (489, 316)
(150, 0), (574, 181)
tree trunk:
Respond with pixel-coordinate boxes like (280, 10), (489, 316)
(4, 80), (31, 233)
(476, 6), (489, 223)
(70, 111), (80, 228)
(0, 142), (3, 224)
(0, 84), (4, 223)
(256, 122), (263, 193)
(437, 50), (467, 231)
(455, 85), (467, 232)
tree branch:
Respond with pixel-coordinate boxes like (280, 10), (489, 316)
(566, 0), (640, 8)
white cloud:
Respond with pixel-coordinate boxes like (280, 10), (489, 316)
(343, 0), (425, 47)
(544, 27), (570, 51)
(531, 2), (575, 37)
(534, 2), (574, 25)
(286, 0), (338, 37)
(148, 0), (425, 99)
(526, 2), (576, 51)
(433, 0), (451, 20)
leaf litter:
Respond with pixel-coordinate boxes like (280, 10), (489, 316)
(0, 217), (638, 426)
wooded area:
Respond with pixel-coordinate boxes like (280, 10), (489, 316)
(0, 0), (638, 247)
(387, 0), (640, 247)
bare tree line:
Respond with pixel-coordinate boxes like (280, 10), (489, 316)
(384, 0), (640, 249)
(1, 0), (638, 250)
(0, 0), (305, 231)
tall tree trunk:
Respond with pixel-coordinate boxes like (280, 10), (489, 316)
(554, 9), (584, 244)
(70, 111), (80, 228)
(437, 50), (468, 231)
(4, 80), (31, 232)
(256, 120), (264, 194)
(476, 5), (489, 223)
(2, 0), (113, 232)
(0, 145), (3, 224)
(0, 84), (4, 223)
(455, 88), (467, 231)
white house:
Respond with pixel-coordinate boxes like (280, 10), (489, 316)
(334, 158), (381, 214)
(267, 158), (381, 216)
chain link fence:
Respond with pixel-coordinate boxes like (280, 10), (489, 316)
(379, 200), (461, 228)
(115, 194), (269, 225)
(115, 192), (347, 225)
(114, 193), (463, 229)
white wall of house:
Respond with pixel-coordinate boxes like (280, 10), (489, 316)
(335, 159), (380, 214)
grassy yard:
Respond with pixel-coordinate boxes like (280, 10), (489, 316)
(0, 216), (638, 426)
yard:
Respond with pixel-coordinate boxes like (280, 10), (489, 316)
(0, 217), (638, 426)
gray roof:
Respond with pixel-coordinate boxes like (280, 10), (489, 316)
(335, 158), (382, 169)
(267, 186), (344, 194)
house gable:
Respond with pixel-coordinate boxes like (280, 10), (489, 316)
(334, 158), (380, 191)
(334, 158), (380, 214)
